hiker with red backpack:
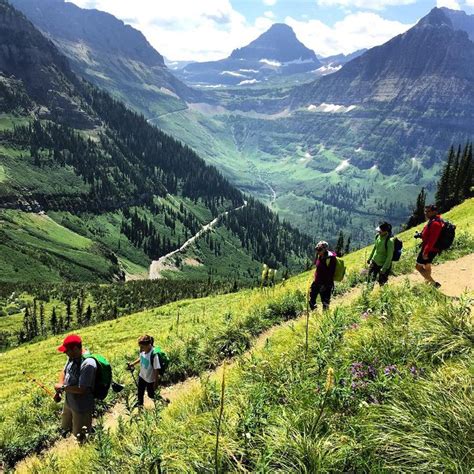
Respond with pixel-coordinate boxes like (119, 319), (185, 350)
(415, 204), (455, 288)
(309, 241), (337, 311)
(54, 334), (97, 441)
(127, 335), (165, 407)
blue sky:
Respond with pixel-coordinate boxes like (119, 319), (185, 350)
(68, 0), (474, 61)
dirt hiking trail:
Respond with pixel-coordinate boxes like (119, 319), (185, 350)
(14, 254), (473, 473)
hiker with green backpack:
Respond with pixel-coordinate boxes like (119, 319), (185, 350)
(127, 334), (167, 407)
(367, 222), (398, 286)
(54, 334), (97, 441)
(309, 241), (341, 311)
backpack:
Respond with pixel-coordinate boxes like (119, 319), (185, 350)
(83, 354), (112, 400)
(333, 257), (346, 282)
(385, 236), (403, 262)
(151, 347), (169, 376)
(435, 219), (456, 251)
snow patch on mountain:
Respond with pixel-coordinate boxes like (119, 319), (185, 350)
(238, 79), (260, 85)
(308, 103), (357, 113)
(335, 159), (350, 173)
(259, 58), (281, 67)
(220, 71), (247, 77)
(315, 64), (342, 75)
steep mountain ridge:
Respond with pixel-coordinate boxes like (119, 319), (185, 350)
(10, 0), (203, 115)
(0, 0), (312, 283)
(291, 8), (474, 108)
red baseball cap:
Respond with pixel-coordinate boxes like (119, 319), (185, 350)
(57, 334), (82, 352)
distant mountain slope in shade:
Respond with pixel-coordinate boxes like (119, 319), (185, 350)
(317, 49), (368, 67)
(291, 7), (474, 109)
(177, 23), (321, 86)
(10, 0), (203, 113)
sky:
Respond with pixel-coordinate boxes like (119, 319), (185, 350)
(67, 0), (474, 61)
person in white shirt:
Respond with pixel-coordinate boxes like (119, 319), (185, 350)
(127, 334), (160, 407)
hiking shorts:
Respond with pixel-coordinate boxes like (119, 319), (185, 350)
(61, 401), (93, 440)
(416, 250), (438, 265)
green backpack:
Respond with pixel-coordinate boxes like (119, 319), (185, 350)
(334, 258), (346, 282)
(83, 354), (112, 400)
(151, 347), (169, 376)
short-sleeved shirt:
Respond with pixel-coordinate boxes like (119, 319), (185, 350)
(139, 349), (161, 383)
(64, 357), (97, 413)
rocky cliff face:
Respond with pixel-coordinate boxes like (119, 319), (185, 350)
(0, 0), (96, 127)
(291, 8), (474, 110)
(10, 0), (202, 107)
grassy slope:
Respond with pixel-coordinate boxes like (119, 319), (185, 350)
(0, 199), (472, 467)
(0, 210), (117, 282)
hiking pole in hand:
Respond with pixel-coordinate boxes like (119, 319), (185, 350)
(126, 363), (139, 388)
(22, 370), (59, 401)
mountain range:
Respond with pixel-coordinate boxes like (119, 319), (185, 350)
(0, 0), (312, 283)
(3, 0), (474, 262)
(176, 23), (323, 86)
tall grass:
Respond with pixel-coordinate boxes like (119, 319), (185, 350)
(39, 282), (471, 474)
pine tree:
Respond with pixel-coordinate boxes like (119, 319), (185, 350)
(344, 236), (351, 255)
(65, 299), (72, 329)
(23, 307), (31, 340)
(50, 307), (58, 334)
(406, 187), (426, 229)
(76, 297), (83, 327)
(85, 305), (92, 324)
(39, 302), (45, 335)
(436, 146), (454, 212)
(335, 231), (344, 256)
(459, 143), (473, 201)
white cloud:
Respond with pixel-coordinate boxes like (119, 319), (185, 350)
(263, 0), (277, 5)
(286, 12), (413, 56)
(316, 0), (416, 10)
(67, 0), (270, 61)
(264, 11), (275, 19)
(66, 1), (414, 62)
(436, 0), (461, 9)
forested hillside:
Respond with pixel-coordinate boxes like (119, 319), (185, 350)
(0, 0), (312, 283)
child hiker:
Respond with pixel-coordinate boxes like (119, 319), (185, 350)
(127, 335), (161, 407)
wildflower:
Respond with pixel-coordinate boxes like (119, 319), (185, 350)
(384, 365), (397, 377)
(349, 323), (359, 330)
(325, 367), (335, 391)
(367, 365), (377, 379)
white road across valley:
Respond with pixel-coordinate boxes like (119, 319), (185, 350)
(149, 201), (248, 279)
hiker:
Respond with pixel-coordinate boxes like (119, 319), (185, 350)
(367, 222), (394, 286)
(127, 335), (161, 407)
(415, 204), (443, 287)
(54, 334), (96, 441)
(309, 241), (337, 311)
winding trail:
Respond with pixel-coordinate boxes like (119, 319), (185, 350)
(148, 201), (248, 279)
(14, 254), (473, 473)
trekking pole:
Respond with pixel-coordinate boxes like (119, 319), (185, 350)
(127, 365), (139, 388)
(22, 371), (56, 398)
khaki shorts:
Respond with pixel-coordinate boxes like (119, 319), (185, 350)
(61, 401), (93, 440)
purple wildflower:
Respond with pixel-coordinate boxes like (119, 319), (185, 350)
(384, 365), (398, 377)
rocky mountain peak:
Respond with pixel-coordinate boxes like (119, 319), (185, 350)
(230, 22), (319, 63)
